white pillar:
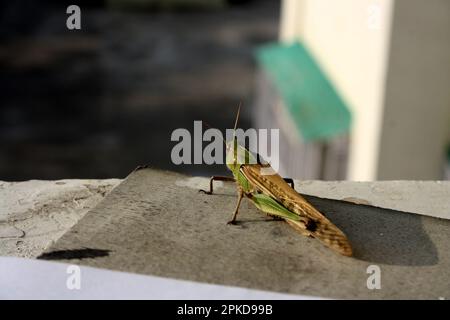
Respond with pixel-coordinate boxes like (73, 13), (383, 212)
(278, 0), (449, 180)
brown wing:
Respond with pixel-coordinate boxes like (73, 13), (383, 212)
(240, 164), (352, 256)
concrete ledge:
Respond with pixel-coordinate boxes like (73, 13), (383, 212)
(1, 176), (449, 259)
(295, 180), (450, 220)
(0, 179), (120, 258)
(33, 169), (450, 299)
(2, 171), (450, 299)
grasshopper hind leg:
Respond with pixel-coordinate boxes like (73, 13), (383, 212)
(227, 187), (244, 225)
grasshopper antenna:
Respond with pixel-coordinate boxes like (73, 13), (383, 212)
(233, 101), (242, 134)
(230, 101), (242, 156)
(231, 101), (242, 144)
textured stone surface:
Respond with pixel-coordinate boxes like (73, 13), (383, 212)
(39, 168), (450, 299)
(0, 179), (120, 258)
(295, 180), (450, 220)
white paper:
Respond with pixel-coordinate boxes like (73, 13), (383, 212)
(0, 257), (323, 300)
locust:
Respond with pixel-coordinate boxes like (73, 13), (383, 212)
(199, 105), (352, 257)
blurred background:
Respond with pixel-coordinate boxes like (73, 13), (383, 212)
(0, 0), (449, 182)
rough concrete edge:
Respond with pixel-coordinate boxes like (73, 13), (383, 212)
(295, 180), (450, 220)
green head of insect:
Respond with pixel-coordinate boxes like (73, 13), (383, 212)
(225, 103), (256, 176)
(225, 138), (256, 174)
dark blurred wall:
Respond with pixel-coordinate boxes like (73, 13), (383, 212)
(0, 0), (279, 180)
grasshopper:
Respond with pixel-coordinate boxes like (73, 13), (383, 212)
(199, 105), (352, 256)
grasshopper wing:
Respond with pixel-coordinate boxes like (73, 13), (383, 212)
(240, 164), (352, 257)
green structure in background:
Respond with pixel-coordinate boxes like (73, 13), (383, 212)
(256, 42), (352, 141)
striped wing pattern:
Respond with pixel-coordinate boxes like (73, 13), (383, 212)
(240, 164), (352, 256)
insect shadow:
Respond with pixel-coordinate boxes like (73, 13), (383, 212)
(304, 195), (439, 266)
(38, 248), (111, 261)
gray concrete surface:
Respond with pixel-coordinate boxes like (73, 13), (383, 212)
(295, 180), (450, 220)
(0, 179), (120, 258)
(37, 168), (450, 299)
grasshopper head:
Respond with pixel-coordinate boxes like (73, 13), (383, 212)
(225, 102), (258, 174)
(225, 137), (256, 174)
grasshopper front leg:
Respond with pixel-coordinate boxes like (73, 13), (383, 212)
(199, 176), (235, 195)
(227, 187), (244, 225)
